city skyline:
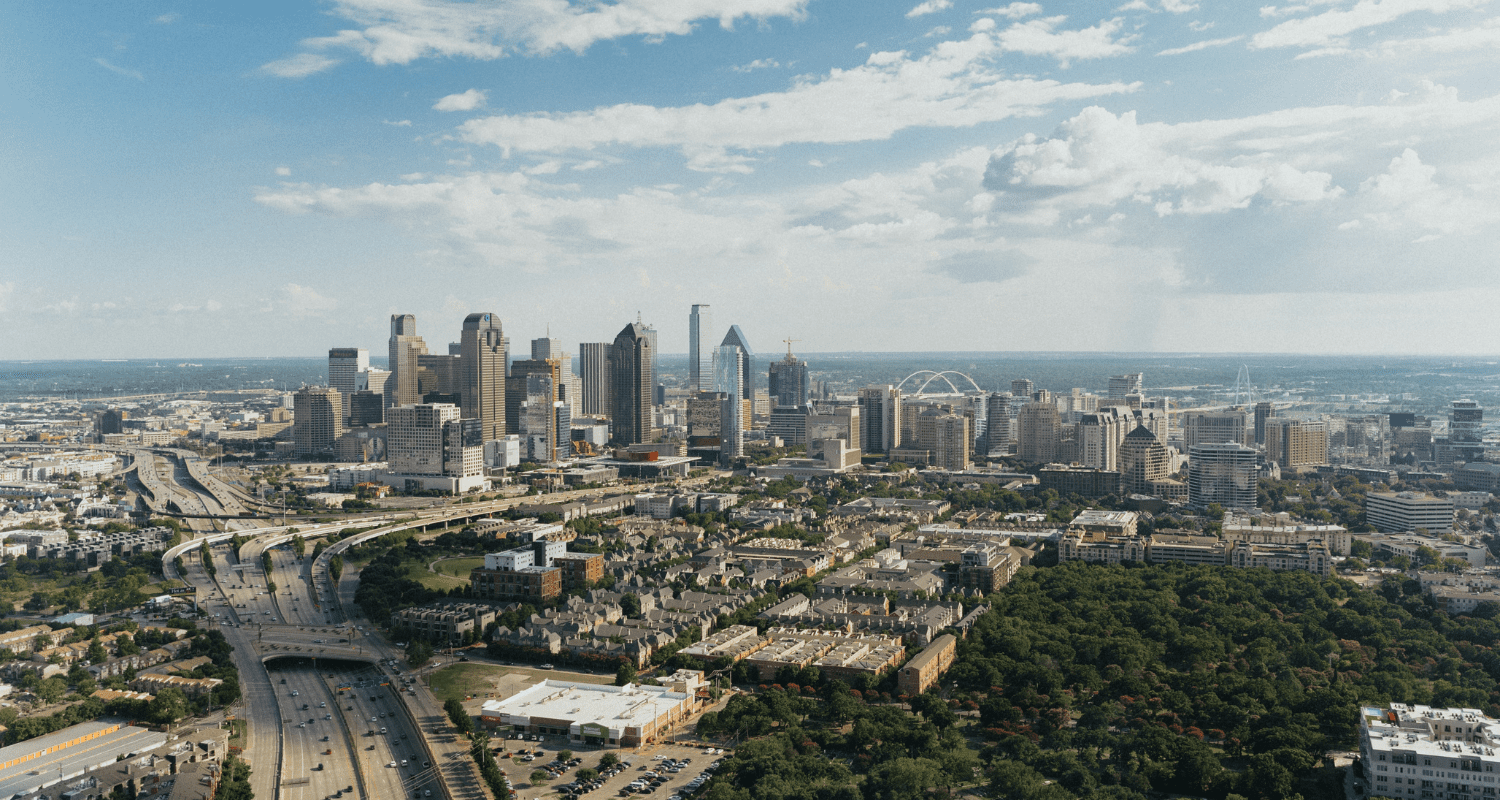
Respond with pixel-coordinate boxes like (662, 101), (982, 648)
(6, 1), (1500, 359)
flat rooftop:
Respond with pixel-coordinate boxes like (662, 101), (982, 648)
(482, 680), (690, 737)
(0, 721), (166, 799)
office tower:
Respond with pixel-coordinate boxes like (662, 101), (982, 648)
(1108, 373), (1143, 399)
(460, 313), (507, 440)
(387, 314), (428, 407)
(858, 385), (902, 454)
(1365, 491), (1456, 533)
(530, 337), (578, 415)
(1182, 409), (1250, 450)
(610, 322), (654, 445)
(714, 344), (745, 461)
(364, 368), (390, 398)
(328, 348), (368, 398)
(1011, 379), (1034, 399)
(416, 353), (461, 404)
(687, 392), (726, 440)
(768, 342), (810, 408)
(520, 373), (559, 462)
(689, 305), (713, 392)
(719, 325), (754, 400)
(293, 386), (344, 455)
(444, 417), (485, 480)
(1438, 399), (1486, 466)
(348, 390), (384, 427)
(98, 409), (127, 435)
(1254, 402), (1272, 445)
(1119, 425), (1171, 495)
(807, 406), (860, 452)
(1017, 400), (1060, 463)
(1265, 419), (1329, 470)
(933, 413), (971, 472)
(579, 342), (611, 418)
(508, 357), (560, 438)
(531, 337), (562, 360)
(633, 314), (659, 407)
(1188, 442), (1259, 510)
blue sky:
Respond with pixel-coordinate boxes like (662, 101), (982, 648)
(5, 0), (1500, 359)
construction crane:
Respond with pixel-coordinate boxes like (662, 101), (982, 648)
(782, 337), (800, 358)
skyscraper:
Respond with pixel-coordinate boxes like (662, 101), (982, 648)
(579, 342), (611, 418)
(713, 343), (744, 462)
(1108, 373), (1143, 399)
(1254, 402), (1273, 445)
(1120, 425), (1171, 496)
(719, 325), (754, 400)
(293, 386), (343, 455)
(1011, 379), (1034, 400)
(768, 341), (810, 409)
(689, 305), (713, 392)
(858, 385), (902, 454)
(1265, 419), (1329, 471)
(327, 348), (368, 398)
(637, 314), (660, 407)
(387, 314), (428, 407)
(508, 357), (560, 438)
(1182, 409), (1250, 450)
(532, 337), (578, 415)
(1017, 400), (1060, 463)
(610, 322), (654, 445)
(1188, 442), (1258, 510)
(460, 313), (507, 441)
(933, 413), (971, 472)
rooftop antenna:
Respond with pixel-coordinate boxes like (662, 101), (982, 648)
(783, 338), (800, 358)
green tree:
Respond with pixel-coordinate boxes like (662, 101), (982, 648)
(615, 661), (638, 686)
(149, 688), (188, 724)
(406, 640), (433, 668)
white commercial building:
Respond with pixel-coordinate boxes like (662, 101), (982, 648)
(1366, 491), (1456, 533)
(1359, 703), (1500, 800)
(478, 680), (696, 747)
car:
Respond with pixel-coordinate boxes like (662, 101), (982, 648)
(388, 762), (397, 768)
(540, 663), (555, 670)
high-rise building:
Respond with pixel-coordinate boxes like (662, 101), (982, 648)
(1017, 401), (1060, 463)
(328, 348), (368, 398)
(1253, 402), (1273, 445)
(858, 385), (902, 454)
(293, 386), (344, 455)
(1188, 442), (1258, 510)
(387, 314), (428, 407)
(508, 358), (560, 437)
(1265, 419), (1329, 471)
(1438, 399), (1486, 466)
(348, 390), (384, 427)
(578, 342), (610, 419)
(1365, 491), (1456, 533)
(1077, 407), (1128, 470)
(807, 406), (860, 452)
(719, 325), (754, 400)
(459, 313), (507, 441)
(531, 338), (562, 360)
(417, 353), (461, 404)
(1011, 379), (1034, 400)
(364, 367), (390, 399)
(1108, 373), (1143, 399)
(714, 344), (745, 462)
(768, 342), (810, 409)
(933, 413), (970, 472)
(688, 305), (713, 392)
(98, 408), (127, 435)
(520, 373), (561, 462)
(388, 403), (459, 476)
(1182, 409), (1250, 450)
(610, 322), (654, 445)
(1119, 425), (1171, 496)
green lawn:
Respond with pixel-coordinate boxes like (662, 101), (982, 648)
(408, 562), (469, 592)
(428, 663), (510, 703)
(431, 556), (485, 578)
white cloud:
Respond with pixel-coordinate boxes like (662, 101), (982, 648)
(907, 0), (953, 18)
(1117, 0), (1199, 11)
(276, 166), (292, 176)
(273, 0), (813, 70)
(994, 16), (1138, 66)
(457, 31), (1138, 167)
(1157, 34), (1244, 54)
(1189, 19), (1216, 30)
(1252, 0), (1488, 50)
(434, 89), (487, 111)
(1352, 148), (1499, 236)
(731, 58), (782, 72)
(154, 12), (180, 23)
(280, 283), (338, 316)
(977, 2), (1043, 17)
(94, 58), (144, 81)
(384, 119), (414, 126)
(260, 53), (341, 78)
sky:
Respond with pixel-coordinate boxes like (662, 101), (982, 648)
(5, 0), (1500, 359)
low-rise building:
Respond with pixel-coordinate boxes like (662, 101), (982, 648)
(129, 674), (223, 698)
(1358, 703), (1500, 800)
(897, 634), (956, 697)
(391, 602), (501, 646)
(678, 625), (768, 662)
(744, 628), (903, 681)
(1226, 540), (1332, 577)
(478, 680), (695, 747)
(1366, 491), (1456, 533)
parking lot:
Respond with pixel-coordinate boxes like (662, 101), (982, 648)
(500, 739), (731, 800)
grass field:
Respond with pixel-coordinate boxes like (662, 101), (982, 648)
(427, 662), (611, 704)
(408, 562), (469, 592)
(226, 718), (248, 749)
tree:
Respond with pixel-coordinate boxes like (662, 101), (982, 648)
(621, 593), (642, 618)
(615, 661), (638, 686)
(530, 770), (551, 785)
(35, 677), (67, 704)
(149, 688), (188, 724)
(88, 640), (108, 664)
(406, 640), (433, 668)
(559, 749), (574, 762)
(600, 753), (620, 769)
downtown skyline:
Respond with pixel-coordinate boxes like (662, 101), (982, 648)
(5, 0), (1500, 359)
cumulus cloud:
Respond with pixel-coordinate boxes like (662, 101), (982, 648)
(154, 12), (180, 23)
(434, 89), (487, 111)
(260, 53), (341, 78)
(1351, 148), (1500, 236)
(1158, 35), (1244, 54)
(731, 58), (781, 72)
(978, 2), (1043, 17)
(993, 16), (1138, 66)
(276, 166), (292, 176)
(457, 31), (1138, 169)
(983, 106), (1344, 219)
(1251, 0), (1488, 50)
(907, 0), (953, 18)
(265, 0), (813, 72)
(280, 283), (338, 316)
